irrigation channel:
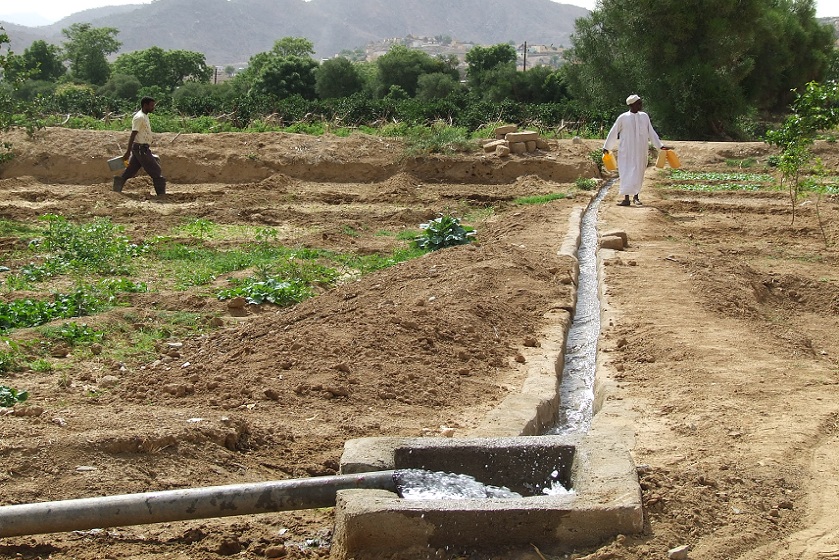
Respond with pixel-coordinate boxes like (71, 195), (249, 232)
(0, 182), (610, 536)
(548, 179), (612, 435)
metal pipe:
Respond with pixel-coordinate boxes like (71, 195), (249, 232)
(0, 470), (397, 538)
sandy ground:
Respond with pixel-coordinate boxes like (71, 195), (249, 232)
(0, 128), (837, 560)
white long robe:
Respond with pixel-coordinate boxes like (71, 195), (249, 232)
(603, 111), (663, 196)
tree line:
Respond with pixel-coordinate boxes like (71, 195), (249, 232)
(1, 0), (836, 141)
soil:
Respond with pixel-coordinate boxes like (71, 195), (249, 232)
(0, 128), (838, 560)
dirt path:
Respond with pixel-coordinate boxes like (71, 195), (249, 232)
(0, 129), (837, 559)
(595, 169), (839, 560)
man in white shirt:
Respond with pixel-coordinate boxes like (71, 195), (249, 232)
(602, 94), (670, 206)
(114, 96), (166, 198)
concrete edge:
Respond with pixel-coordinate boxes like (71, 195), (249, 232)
(471, 204), (585, 437)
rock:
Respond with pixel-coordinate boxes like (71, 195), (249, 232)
(600, 236), (625, 250)
(14, 406), (44, 417)
(514, 353), (526, 363)
(440, 426), (456, 437)
(523, 337), (539, 347)
(264, 545), (287, 558)
(602, 229), (628, 245)
(509, 142), (527, 154)
(99, 375), (120, 388)
(572, 136), (583, 144)
(227, 297), (247, 309)
(668, 545), (690, 560)
(495, 144), (510, 157)
(483, 139), (508, 153)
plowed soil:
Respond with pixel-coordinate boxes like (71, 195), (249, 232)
(0, 128), (838, 560)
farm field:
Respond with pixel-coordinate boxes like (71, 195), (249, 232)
(0, 128), (838, 560)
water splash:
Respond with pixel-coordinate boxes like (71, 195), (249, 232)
(395, 470), (521, 500)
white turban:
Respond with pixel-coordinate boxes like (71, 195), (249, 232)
(626, 94), (641, 105)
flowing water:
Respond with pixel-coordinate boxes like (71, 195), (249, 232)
(547, 180), (613, 435)
(393, 183), (612, 499)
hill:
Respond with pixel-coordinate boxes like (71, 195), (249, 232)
(1, 0), (588, 66)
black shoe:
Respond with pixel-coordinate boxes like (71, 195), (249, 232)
(617, 199), (631, 206)
(633, 197), (643, 206)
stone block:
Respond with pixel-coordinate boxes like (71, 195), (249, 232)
(494, 124), (518, 138)
(525, 140), (537, 152)
(495, 145), (510, 157)
(483, 139), (508, 153)
(505, 131), (540, 143)
(509, 142), (527, 154)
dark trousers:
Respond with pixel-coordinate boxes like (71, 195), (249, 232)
(121, 144), (163, 181)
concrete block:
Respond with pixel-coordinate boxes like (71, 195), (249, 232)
(506, 131), (540, 143)
(335, 435), (643, 559)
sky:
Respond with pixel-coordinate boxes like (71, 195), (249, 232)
(1, 0), (838, 26)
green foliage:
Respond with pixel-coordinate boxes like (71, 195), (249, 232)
(0, 343), (23, 374)
(18, 40), (66, 82)
(0, 385), (28, 406)
(217, 277), (313, 306)
(413, 215), (476, 251)
(0, 280), (146, 331)
(403, 122), (475, 155)
(98, 73), (142, 100)
(765, 80), (839, 235)
(375, 45), (458, 98)
(565, 0), (835, 138)
(575, 177), (598, 191)
(23, 214), (147, 280)
(315, 57), (364, 99)
(43, 322), (106, 345)
(514, 193), (569, 205)
(0, 29), (45, 164)
(62, 23), (121, 85)
(111, 47), (212, 92)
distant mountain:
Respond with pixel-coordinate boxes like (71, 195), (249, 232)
(1, 0), (588, 66)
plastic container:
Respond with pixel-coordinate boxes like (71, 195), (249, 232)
(665, 149), (681, 169)
(656, 150), (667, 168)
(602, 151), (617, 172)
(107, 156), (127, 172)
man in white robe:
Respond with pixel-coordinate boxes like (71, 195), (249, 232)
(602, 94), (671, 206)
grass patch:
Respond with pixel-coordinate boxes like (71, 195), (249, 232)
(669, 169), (775, 183)
(515, 193), (569, 205)
(669, 183), (763, 192)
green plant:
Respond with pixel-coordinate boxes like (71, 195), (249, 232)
(515, 193), (568, 205)
(589, 149), (605, 174)
(179, 218), (217, 240)
(0, 348), (22, 374)
(0, 385), (29, 407)
(29, 359), (52, 373)
(44, 322), (106, 345)
(413, 215), (475, 251)
(217, 277), (313, 306)
(575, 177), (598, 191)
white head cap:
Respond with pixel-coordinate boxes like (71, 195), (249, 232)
(626, 94), (641, 105)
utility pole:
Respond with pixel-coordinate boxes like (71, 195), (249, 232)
(523, 41), (527, 71)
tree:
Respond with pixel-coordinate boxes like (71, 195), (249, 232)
(98, 73), (142, 100)
(0, 28), (44, 163)
(62, 23), (121, 85)
(271, 37), (315, 58)
(111, 47), (212, 92)
(465, 44), (517, 99)
(564, 0), (835, 138)
(254, 56), (319, 100)
(21, 40), (66, 82)
(315, 57), (363, 99)
(416, 72), (462, 101)
(375, 45), (458, 98)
